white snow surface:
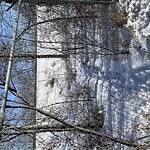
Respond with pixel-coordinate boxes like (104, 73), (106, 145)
(119, 0), (150, 52)
(36, 3), (150, 150)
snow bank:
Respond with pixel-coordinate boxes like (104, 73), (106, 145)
(36, 3), (150, 149)
(119, 0), (150, 52)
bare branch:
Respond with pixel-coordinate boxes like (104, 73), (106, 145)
(4, 105), (144, 148)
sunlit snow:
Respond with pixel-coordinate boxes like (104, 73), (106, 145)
(36, 1), (149, 149)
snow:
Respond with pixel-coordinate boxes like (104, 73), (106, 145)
(119, 0), (150, 52)
(36, 2), (150, 149)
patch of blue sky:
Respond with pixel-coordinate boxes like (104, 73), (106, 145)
(0, 2), (17, 43)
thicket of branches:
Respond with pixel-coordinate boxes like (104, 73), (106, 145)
(0, 1), (149, 150)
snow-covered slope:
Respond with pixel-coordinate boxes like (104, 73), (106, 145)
(119, 0), (150, 52)
(36, 2), (150, 149)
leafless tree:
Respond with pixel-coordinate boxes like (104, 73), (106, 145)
(0, 1), (149, 150)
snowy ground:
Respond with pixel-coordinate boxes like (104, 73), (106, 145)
(36, 1), (150, 149)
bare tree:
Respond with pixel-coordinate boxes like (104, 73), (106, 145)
(0, 1), (149, 150)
